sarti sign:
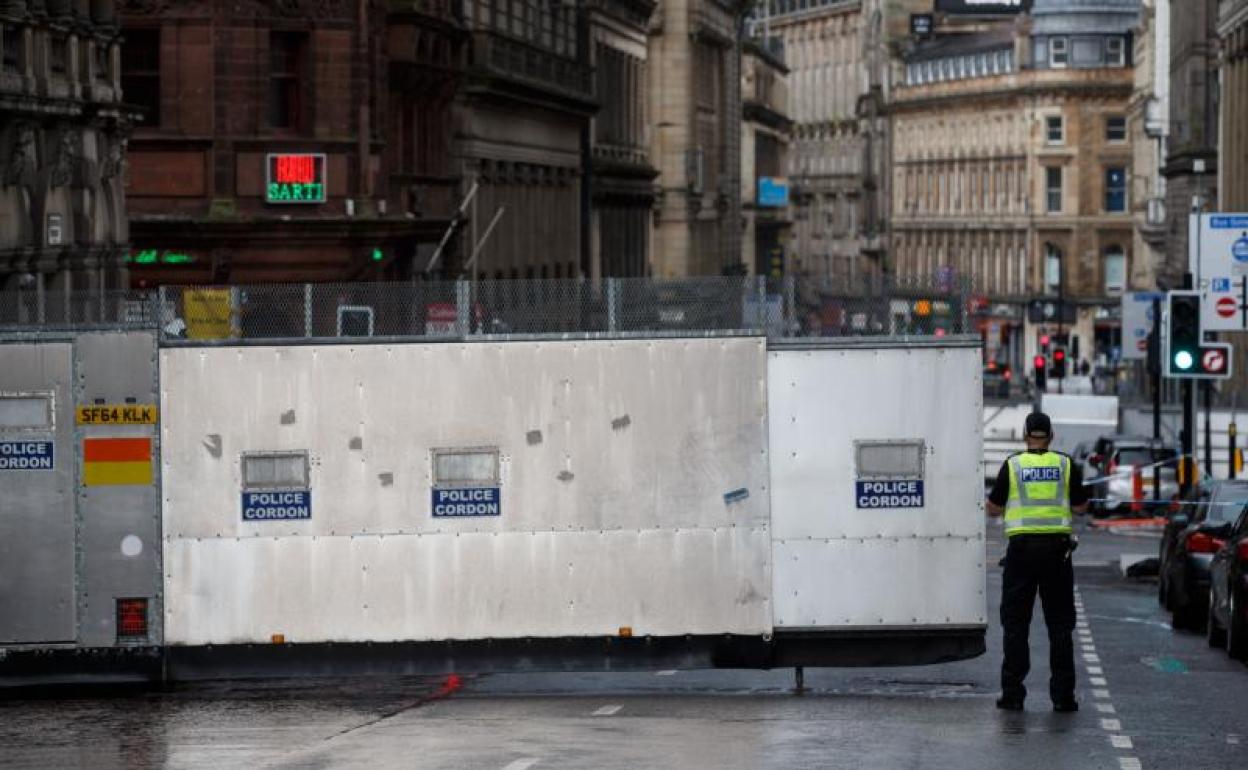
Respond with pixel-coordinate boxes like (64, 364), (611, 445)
(266, 153), (326, 204)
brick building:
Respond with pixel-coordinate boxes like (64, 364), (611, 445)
(1, 0), (133, 306)
(118, 0), (462, 285)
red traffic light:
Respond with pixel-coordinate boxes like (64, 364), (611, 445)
(1034, 355), (1046, 369)
(1054, 349), (1066, 362)
(1040, 334), (1051, 347)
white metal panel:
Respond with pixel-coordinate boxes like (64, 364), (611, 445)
(165, 527), (770, 644)
(771, 538), (987, 629)
(767, 343), (986, 629)
(160, 338), (772, 644)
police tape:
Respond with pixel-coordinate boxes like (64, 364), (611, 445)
(1080, 498), (1248, 507)
(1082, 453), (1192, 487)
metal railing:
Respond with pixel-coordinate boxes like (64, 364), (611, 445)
(0, 275), (975, 344)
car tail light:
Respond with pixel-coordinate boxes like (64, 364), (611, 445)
(1238, 541), (1248, 563)
(116, 598), (149, 640)
(1187, 532), (1225, 554)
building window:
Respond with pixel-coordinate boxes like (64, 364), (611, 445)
(120, 28), (160, 127)
(1106, 116), (1126, 142)
(3, 25), (24, 73)
(1045, 244), (1063, 294)
(1046, 166), (1062, 214)
(1046, 115), (1064, 144)
(1049, 37), (1069, 68)
(50, 34), (68, 75)
(1103, 245), (1126, 295)
(1104, 167), (1127, 212)
(1105, 37), (1125, 67)
(269, 31), (307, 131)
(93, 42), (109, 83)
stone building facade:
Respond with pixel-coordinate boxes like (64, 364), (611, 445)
(1161, 0), (1220, 287)
(1220, 0), (1248, 212)
(648, 0), (745, 277)
(455, 0), (594, 280)
(118, 0), (462, 285)
(1, 0), (132, 308)
(587, 0), (657, 279)
(892, 0), (1142, 372)
(740, 34), (791, 276)
(763, 0), (888, 286)
(1128, 0), (1168, 289)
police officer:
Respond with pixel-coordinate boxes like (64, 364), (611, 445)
(986, 412), (1088, 712)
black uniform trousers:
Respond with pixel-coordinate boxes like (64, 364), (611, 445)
(1000, 533), (1076, 703)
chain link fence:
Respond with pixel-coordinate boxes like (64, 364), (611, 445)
(0, 289), (160, 330)
(0, 276), (975, 343)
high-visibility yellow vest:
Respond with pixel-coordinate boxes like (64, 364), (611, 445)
(1004, 451), (1073, 536)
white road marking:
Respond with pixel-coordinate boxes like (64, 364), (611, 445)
(1093, 689), (1111, 699)
(1111, 735), (1134, 750)
(1083, 653), (1101, 663)
(1118, 758), (1142, 770)
(1101, 718), (1122, 731)
(1096, 703), (1117, 714)
(1088, 666), (1104, 675)
(1082, 644), (1097, 652)
(655, 670), (677, 676)
(1091, 677), (1108, 686)
(1228, 734), (1241, 745)
(502, 760), (540, 770)
(593, 705), (622, 716)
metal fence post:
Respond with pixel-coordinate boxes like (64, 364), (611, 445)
(455, 279), (471, 335)
(156, 286), (167, 336)
(755, 275), (767, 331)
(607, 278), (619, 333)
(783, 274), (796, 337)
(303, 283), (313, 338)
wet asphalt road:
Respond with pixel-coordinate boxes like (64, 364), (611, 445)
(1, 522), (1245, 770)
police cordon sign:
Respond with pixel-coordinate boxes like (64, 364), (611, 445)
(855, 480), (925, 509)
(0, 441), (54, 471)
(432, 487), (500, 517)
(242, 490), (311, 521)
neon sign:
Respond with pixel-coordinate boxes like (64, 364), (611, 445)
(266, 153), (326, 204)
(126, 249), (196, 265)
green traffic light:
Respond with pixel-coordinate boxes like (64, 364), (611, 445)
(1174, 350), (1195, 370)
(371, 248), (383, 262)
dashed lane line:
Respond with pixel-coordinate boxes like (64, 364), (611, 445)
(502, 759), (541, 770)
(593, 705), (623, 716)
(1076, 588), (1142, 769)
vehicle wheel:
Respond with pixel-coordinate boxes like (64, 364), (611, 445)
(1207, 588), (1228, 648)
(1159, 569), (1169, 607)
(1173, 599), (1201, 631)
(1229, 591), (1248, 661)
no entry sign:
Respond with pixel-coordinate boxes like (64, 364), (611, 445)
(1203, 348), (1228, 374)
(1217, 296), (1237, 318)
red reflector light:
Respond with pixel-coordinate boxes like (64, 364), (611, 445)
(1187, 532), (1225, 554)
(1238, 541), (1248, 563)
(116, 598), (149, 639)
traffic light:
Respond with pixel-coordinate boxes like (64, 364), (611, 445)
(1034, 355), (1047, 392)
(1166, 291), (1201, 376)
(1052, 347), (1067, 379)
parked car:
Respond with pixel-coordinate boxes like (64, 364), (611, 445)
(1207, 505), (1248, 659)
(983, 361), (1013, 400)
(1160, 480), (1242, 629)
(1084, 436), (1179, 516)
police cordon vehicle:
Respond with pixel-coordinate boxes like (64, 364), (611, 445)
(1, 331), (985, 685)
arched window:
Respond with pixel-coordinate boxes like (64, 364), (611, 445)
(1103, 245), (1126, 295)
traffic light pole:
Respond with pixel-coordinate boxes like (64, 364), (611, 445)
(1152, 298), (1162, 501)
(1181, 273), (1195, 497)
(1204, 380), (1214, 478)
